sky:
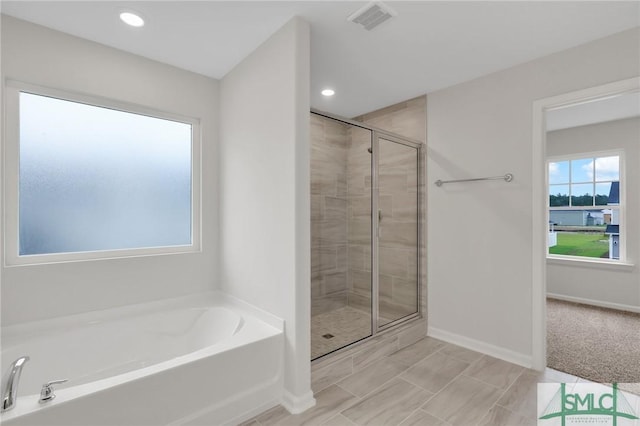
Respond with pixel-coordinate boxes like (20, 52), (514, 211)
(549, 156), (619, 185)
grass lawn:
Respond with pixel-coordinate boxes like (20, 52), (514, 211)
(549, 232), (609, 258)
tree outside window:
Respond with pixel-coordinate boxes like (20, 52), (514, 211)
(548, 154), (621, 260)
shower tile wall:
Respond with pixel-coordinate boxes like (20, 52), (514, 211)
(378, 140), (419, 325)
(310, 114), (350, 317)
(355, 95), (427, 324)
(310, 95), (427, 359)
(344, 129), (419, 323)
(355, 96), (427, 142)
(346, 127), (372, 315)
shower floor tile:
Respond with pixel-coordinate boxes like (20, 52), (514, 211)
(311, 307), (372, 359)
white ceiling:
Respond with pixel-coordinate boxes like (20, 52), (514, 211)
(1, 1), (639, 117)
(546, 91), (640, 132)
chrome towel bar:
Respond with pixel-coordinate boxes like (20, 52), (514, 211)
(435, 173), (513, 187)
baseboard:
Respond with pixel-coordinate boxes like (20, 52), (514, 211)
(427, 326), (532, 368)
(281, 389), (316, 414)
(547, 293), (640, 314)
(223, 399), (280, 426)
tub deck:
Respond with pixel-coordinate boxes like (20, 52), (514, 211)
(1, 292), (284, 426)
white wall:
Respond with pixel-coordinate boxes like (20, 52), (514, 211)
(427, 27), (640, 365)
(546, 118), (640, 310)
(219, 17), (314, 412)
(1, 15), (219, 325)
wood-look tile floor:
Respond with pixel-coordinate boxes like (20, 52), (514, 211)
(242, 336), (591, 426)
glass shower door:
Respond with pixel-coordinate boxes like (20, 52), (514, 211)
(310, 113), (373, 359)
(310, 111), (422, 359)
(376, 136), (420, 328)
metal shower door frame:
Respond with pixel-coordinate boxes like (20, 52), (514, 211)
(372, 131), (423, 333)
(310, 109), (423, 342)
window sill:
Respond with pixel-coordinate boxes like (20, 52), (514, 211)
(4, 244), (199, 267)
(546, 255), (635, 271)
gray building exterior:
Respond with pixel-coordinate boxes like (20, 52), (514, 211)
(606, 182), (620, 260)
(549, 210), (604, 226)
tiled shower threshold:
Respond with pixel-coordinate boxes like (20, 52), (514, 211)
(311, 311), (426, 365)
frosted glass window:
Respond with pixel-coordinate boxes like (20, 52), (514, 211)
(19, 92), (193, 256)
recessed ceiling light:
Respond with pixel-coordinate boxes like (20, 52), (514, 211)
(120, 11), (145, 27)
(321, 89), (335, 97)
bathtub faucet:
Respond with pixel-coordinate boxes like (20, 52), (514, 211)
(39, 379), (68, 403)
(1, 356), (30, 412)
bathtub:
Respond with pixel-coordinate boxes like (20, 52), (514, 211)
(0, 292), (284, 425)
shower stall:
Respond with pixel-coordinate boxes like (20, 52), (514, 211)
(310, 110), (423, 360)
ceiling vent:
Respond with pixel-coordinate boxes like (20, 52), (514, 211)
(347, 2), (397, 31)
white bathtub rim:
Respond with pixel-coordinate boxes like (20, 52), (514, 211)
(1, 306), (243, 353)
(0, 291), (284, 423)
(2, 290), (283, 340)
(1, 317), (281, 422)
(217, 290), (284, 331)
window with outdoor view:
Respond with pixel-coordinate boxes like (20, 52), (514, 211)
(548, 154), (621, 260)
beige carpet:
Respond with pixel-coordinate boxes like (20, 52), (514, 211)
(547, 298), (640, 384)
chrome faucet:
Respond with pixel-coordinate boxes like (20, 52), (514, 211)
(1, 356), (30, 412)
(39, 379), (68, 403)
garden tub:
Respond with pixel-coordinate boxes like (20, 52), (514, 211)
(0, 292), (284, 425)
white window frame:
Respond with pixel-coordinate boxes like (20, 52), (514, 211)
(3, 80), (202, 266)
(546, 149), (625, 263)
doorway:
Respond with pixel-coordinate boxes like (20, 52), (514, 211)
(531, 77), (640, 375)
